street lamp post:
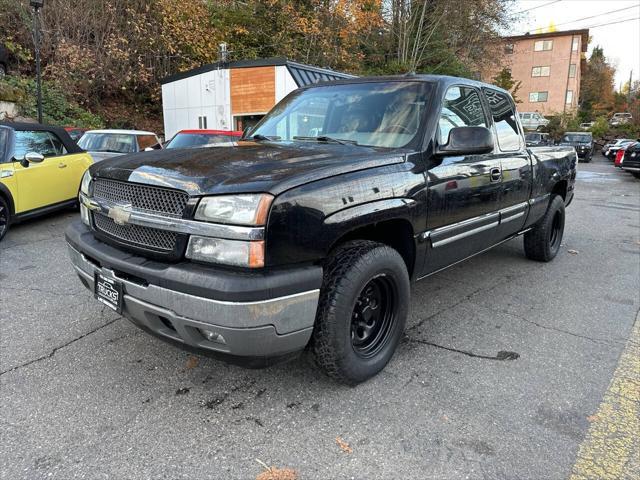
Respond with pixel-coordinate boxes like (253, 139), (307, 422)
(30, 0), (44, 124)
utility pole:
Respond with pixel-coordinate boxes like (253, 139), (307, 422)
(629, 70), (633, 105)
(30, 0), (44, 124)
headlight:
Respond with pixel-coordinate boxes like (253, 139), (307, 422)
(80, 170), (92, 196)
(186, 236), (264, 268)
(195, 194), (273, 225)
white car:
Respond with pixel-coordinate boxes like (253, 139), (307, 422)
(78, 129), (162, 162)
(609, 113), (632, 126)
(519, 112), (550, 131)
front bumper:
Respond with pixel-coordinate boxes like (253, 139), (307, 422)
(66, 221), (322, 366)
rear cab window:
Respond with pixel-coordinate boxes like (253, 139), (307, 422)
(483, 89), (522, 152)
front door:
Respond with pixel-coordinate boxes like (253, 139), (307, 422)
(12, 130), (76, 213)
(422, 85), (502, 276)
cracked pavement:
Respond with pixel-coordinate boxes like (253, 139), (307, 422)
(1, 154), (639, 479)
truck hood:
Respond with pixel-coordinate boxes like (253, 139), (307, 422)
(89, 140), (405, 196)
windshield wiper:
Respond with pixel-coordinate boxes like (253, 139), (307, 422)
(250, 134), (281, 141)
(293, 135), (359, 145)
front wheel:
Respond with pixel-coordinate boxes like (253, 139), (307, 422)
(0, 196), (10, 241)
(312, 240), (410, 385)
(523, 195), (565, 262)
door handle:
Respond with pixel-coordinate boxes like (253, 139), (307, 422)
(58, 163), (67, 169)
(490, 167), (501, 182)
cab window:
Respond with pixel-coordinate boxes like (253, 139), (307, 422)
(14, 131), (67, 159)
(483, 89), (522, 152)
(437, 86), (487, 145)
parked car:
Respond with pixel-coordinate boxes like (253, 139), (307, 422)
(615, 142), (637, 168)
(164, 129), (243, 149)
(559, 132), (593, 162)
(525, 132), (552, 147)
(620, 141), (640, 178)
(77, 129), (162, 162)
(579, 122), (594, 131)
(0, 122), (93, 240)
(66, 75), (576, 384)
(518, 112), (550, 131)
(0, 44), (9, 77)
(610, 113), (633, 126)
(603, 139), (636, 161)
(64, 127), (89, 142)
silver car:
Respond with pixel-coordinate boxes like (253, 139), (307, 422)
(78, 129), (162, 162)
(519, 112), (550, 131)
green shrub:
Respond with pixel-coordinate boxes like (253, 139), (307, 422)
(0, 76), (104, 128)
(590, 117), (609, 138)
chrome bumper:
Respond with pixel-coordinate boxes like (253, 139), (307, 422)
(68, 243), (319, 357)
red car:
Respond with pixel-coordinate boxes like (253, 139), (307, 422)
(164, 129), (242, 149)
(615, 142), (637, 167)
(64, 127), (89, 142)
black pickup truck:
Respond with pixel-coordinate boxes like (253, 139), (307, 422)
(66, 75), (576, 384)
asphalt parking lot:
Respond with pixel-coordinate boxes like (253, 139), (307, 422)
(1, 154), (638, 480)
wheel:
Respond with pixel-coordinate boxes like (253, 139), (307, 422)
(312, 240), (410, 385)
(524, 195), (565, 262)
(632, 172), (640, 179)
(0, 196), (10, 241)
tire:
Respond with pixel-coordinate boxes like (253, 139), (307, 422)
(0, 196), (10, 241)
(312, 240), (410, 385)
(632, 172), (640, 179)
(524, 195), (565, 262)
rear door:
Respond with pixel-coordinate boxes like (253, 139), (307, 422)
(483, 89), (532, 240)
(422, 85), (502, 275)
(12, 130), (76, 212)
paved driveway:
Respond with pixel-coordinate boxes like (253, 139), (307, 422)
(1, 154), (638, 479)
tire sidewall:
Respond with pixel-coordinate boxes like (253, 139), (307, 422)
(545, 196), (565, 259)
(321, 246), (409, 383)
(0, 196), (9, 241)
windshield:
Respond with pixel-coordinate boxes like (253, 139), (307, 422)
(166, 133), (239, 149)
(250, 82), (429, 148)
(562, 134), (591, 143)
(78, 133), (136, 153)
(525, 133), (541, 141)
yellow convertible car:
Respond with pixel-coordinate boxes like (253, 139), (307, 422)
(0, 122), (93, 240)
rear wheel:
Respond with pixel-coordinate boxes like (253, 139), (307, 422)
(0, 196), (10, 241)
(312, 240), (410, 385)
(524, 195), (565, 262)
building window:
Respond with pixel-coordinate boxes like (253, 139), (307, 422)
(532, 66), (551, 77)
(566, 90), (573, 104)
(572, 36), (579, 52)
(198, 116), (208, 129)
(529, 91), (548, 103)
(504, 43), (514, 54)
(534, 40), (553, 51)
(569, 64), (576, 78)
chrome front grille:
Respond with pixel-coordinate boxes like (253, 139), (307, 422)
(94, 214), (178, 251)
(92, 179), (189, 253)
(93, 179), (189, 217)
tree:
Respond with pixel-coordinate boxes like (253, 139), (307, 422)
(579, 46), (616, 119)
(492, 68), (522, 103)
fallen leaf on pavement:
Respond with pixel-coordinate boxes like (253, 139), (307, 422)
(185, 356), (199, 369)
(587, 415), (599, 422)
(567, 249), (579, 255)
(255, 459), (298, 480)
(336, 436), (353, 454)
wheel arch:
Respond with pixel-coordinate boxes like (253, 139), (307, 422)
(0, 182), (15, 216)
(324, 201), (418, 278)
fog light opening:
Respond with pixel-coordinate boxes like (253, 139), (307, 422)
(199, 328), (226, 345)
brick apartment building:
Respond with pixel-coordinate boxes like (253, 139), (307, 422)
(484, 29), (589, 115)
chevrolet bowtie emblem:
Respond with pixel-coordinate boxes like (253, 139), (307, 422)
(108, 205), (132, 225)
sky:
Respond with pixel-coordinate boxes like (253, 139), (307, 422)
(512, 0), (640, 90)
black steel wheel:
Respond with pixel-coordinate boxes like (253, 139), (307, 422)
(312, 240), (410, 385)
(351, 274), (398, 358)
(0, 196), (9, 241)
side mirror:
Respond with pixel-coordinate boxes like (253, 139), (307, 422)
(437, 126), (494, 156)
(19, 151), (45, 167)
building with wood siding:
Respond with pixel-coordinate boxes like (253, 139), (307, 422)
(160, 58), (354, 138)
